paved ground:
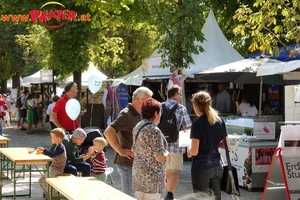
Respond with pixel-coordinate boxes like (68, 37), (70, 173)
(1, 121), (263, 199)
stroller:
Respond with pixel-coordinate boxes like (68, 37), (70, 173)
(80, 126), (105, 154)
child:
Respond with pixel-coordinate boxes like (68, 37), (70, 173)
(37, 128), (67, 196)
(91, 137), (108, 182)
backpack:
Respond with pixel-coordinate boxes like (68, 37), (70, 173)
(158, 103), (179, 143)
(15, 96), (22, 109)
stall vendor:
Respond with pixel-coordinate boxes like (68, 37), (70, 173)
(237, 94), (258, 117)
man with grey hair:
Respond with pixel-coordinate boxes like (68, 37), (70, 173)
(104, 86), (153, 197)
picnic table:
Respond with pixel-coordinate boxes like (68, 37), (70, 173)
(0, 147), (52, 199)
(0, 135), (10, 147)
(46, 175), (135, 200)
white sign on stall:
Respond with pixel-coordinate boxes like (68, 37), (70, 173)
(40, 70), (53, 83)
(253, 122), (275, 140)
(280, 125), (300, 198)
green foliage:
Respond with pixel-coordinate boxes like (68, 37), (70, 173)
(2, 0), (266, 82)
(145, 0), (207, 69)
(233, 1), (300, 55)
(76, 0), (134, 77)
(0, 23), (27, 82)
(77, 0), (158, 78)
(44, 1), (92, 79)
(15, 24), (52, 76)
(0, 0), (92, 84)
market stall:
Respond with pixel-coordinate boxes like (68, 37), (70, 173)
(220, 115), (282, 191)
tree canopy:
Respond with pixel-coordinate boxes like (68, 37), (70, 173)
(234, 0), (300, 56)
(1, 0), (299, 93)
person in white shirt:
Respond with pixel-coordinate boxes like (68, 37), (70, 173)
(215, 83), (231, 113)
(167, 67), (187, 90)
(237, 95), (258, 117)
(102, 80), (114, 127)
(47, 95), (60, 130)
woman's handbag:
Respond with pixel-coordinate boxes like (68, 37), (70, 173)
(221, 121), (240, 196)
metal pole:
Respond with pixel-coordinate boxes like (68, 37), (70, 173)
(259, 76), (263, 117)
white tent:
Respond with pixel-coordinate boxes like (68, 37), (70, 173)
(58, 61), (107, 87)
(195, 58), (289, 85)
(114, 10), (243, 86)
(22, 70), (41, 85)
(21, 69), (52, 87)
(256, 60), (300, 78)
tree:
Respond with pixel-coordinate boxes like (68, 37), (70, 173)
(15, 25), (52, 74)
(145, 0), (206, 69)
(0, 23), (28, 93)
(0, 1), (48, 92)
(1, 0), (93, 95)
(76, 0), (158, 78)
(233, 0), (300, 56)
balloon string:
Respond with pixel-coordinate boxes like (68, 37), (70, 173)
(90, 93), (94, 127)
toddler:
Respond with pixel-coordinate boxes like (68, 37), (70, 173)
(91, 137), (108, 182)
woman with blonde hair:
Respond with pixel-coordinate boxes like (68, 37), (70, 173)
(187, 91), (230, 200)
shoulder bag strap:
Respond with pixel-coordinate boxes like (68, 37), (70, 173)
(170, 103), (179, 113)
(134, 123), (152, 142)
(221, 119), (232, 170)
(221, 119), (239, 194)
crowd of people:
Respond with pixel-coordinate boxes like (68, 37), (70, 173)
(2, 70), (238, 200)
(0, 89), (45, 135)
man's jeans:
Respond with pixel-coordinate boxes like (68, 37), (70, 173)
(191, 166), (223, 200)
(64, 161), (91, 177)
(116, 165), (135, 197)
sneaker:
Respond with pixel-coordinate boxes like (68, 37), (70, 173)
(20, 127), (26, 130)
(164, 193), (174, 200)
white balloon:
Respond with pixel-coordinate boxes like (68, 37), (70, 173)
(88, 75), (102, 94)
(65, 99), (81, 120)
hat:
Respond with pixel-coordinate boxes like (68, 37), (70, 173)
(72, 128), (87, 139)
(104, 78), (113, 82)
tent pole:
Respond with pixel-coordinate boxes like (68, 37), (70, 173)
(259, 77), (263, 117)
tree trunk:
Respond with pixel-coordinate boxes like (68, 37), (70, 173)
(73, 71), (82, 100)
(12, 73), (21, 95)
(1, 80), (7, 94)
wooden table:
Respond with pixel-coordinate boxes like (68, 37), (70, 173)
(46, 176), (136, 200)
(0, 147), (52, 199)
(0, 135), (10, 147)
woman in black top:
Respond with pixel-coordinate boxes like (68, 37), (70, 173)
(187, 91), (230, 200)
